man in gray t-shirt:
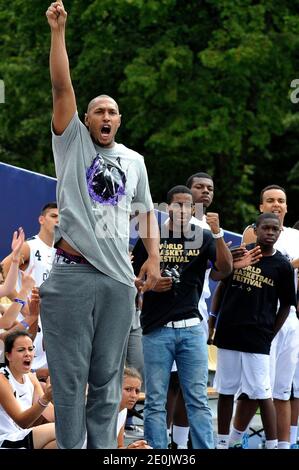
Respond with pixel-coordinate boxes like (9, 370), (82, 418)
(40, 1), (160, 449)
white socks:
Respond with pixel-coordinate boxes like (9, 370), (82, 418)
(290, 425), (298, 445)
(277, 441), (289, 449)
(265, 439), (278, 449)
(229, 426), (245, 447)
(172, 425), (189, 448)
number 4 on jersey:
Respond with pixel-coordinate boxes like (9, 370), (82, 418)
(35, 250), (42, 261)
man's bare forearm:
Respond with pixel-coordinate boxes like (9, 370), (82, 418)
(213, 238), (233, 280)
(273, 304), (290, 336)
(50, 28), (72, 92)
(47, 2), (76, 134)
(138, 210), (160, 258)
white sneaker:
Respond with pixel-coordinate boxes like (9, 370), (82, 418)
(216, 440), (229, 449)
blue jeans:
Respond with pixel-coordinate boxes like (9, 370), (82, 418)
(142, 323), (214, 449)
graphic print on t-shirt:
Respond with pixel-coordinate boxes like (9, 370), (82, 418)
(214, 250), (296, 354)
(160, 240), (200, 266)
(133, 227), (217, 334)
(232, 265), (274, 289)
(86, 154), (126, 206)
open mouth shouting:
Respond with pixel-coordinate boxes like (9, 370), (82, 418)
(99, 124), (112, 143)
(23, 358), (32, 370)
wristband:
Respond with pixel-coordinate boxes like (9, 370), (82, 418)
(211, 228), (224, 239)
(13, 298), (26, 309)
(38, 397), (49, 408)
(20, 320), (30, 330)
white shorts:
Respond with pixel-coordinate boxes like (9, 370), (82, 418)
(270, 314), (299, 400)
(293, 353), (299, 399)
(198, 271), (210, 341)
(214, 348), (272, 399)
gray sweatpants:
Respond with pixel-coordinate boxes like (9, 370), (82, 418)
(40, 263), (136, 449)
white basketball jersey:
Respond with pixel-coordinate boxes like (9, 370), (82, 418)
(275, 226), (299, 263)
(25, 236), (56, 287)
(275, 226), (299, 315)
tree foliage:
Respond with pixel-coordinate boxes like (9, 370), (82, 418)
(0, 0), (298, 230)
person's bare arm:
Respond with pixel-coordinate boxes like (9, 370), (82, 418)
(206, 213), (232, 281)
(135, 210), (160, 293)
(0, 374), (53, 429)
(0, 270), (35, 329)
(273, 304), (292, 337)
(232, 245), (262, 269)
(151, 276), (173, 292)
(22, 287), (40, 341)
(242, 225), (256, 244)
(208, 281), (226, 344)
(32, 376), (55, 423)
(291, 258), (299, 269)
(46, 1), (76, 134)
(2, 241), (30, 273)
(1, 241), (30, 302)
(117, 425), (125, 448)
(118, 425), (151, 449)
(126, 440), (152, 449)
(0, 229), (25, 298)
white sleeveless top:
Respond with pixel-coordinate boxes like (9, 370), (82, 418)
(0, 366), (34, 445)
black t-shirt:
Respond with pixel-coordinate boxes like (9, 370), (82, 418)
(132, 224), (217, 334)
(214, 247), (296, 354)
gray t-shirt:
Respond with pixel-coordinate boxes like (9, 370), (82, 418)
(52, 112), (153, 286)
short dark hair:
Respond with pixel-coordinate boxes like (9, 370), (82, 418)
(256, 212), (280, 227)
(259, 185), (286, 204)
(41, 202), (57, 215)
(186, 172), (213, 189)
(4, 330), (33, 366)
(167, 186), (192, 204)
(87, 95), (119, 113)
